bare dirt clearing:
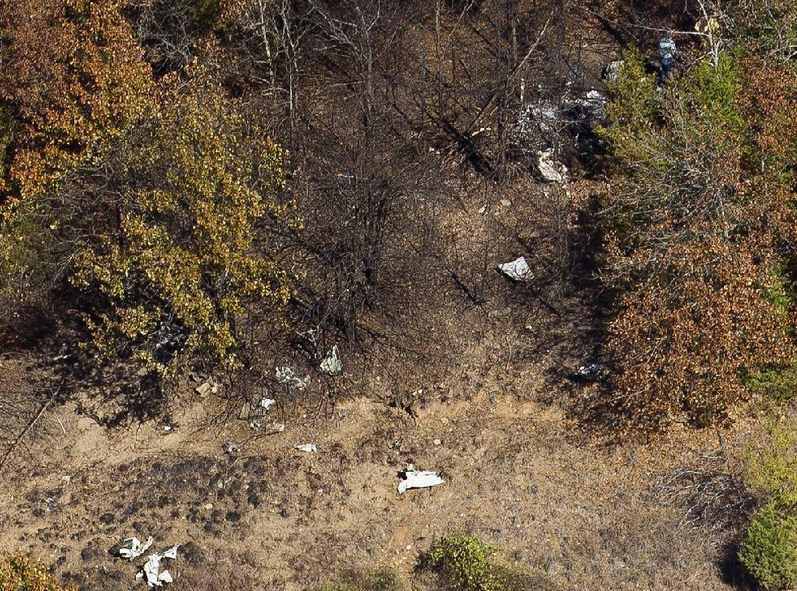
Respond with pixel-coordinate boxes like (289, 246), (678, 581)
(0, 358), (753, 590)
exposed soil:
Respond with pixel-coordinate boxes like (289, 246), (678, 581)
(0, 361), (756, 591)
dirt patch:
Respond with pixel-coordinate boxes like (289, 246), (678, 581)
(0, 382), (756, 591)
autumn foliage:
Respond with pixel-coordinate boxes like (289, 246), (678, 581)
(0, 0), (293, 373)
(70, 83), (296, 373)
(598, 40), (797, 428)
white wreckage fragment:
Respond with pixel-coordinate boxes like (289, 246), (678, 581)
(497, 256), (533, 282)
(537, 151), (567, 183)
(250, 421), (285, 434)
(320, 345), (343, 376)
(275, 366), (310, 390)
(119, 536), (154, 560)
(295, 443), (317, 453)
(398, 470), (445, 494)
(239, 397), (277, 421)
(602, 60), (625, 82)
(135, 545), (179, 588)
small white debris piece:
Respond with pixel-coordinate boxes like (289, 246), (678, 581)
(537, 151), (567, 183)
(295, 443), (317, 453)
(223, 441), (240, 454)
(194, 377), (220, 398)
(578, 90), (608, 117)
(398, 471), (445, 494)
(497, 257), (532, 282)
(120, 536), (154, 560)
(320, 345), (343, 376)
(275, 366), (310, 390)
(251, 421), (285, 434)
(603, 60), (625, 81)
(259, 398), (276, 410)
(264, 423), (285, 435)
(137, 546), (179, 588)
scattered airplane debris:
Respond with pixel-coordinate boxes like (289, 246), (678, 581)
(135, 545), (179, 587)
(572, 362), (608, 382)
(119, 537), (154, 560)
(398, 469), (445, 494)
(537, 150), (567, 183)
(276, 366), (310, 390)
(194, 377), (220, 398)
(239, 398), (277, 420)
(250, 421), (285, 435)
(320, 345), (343, 376)
(497, 256), (532, 281)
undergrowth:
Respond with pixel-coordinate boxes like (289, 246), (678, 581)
(0, 554), (73, 591)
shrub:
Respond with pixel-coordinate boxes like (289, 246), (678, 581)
(596, 42), (797, 430)
(739, 500), (797, 590)
(70, 82), (297, 375)
(745, 365), (797, 404)
(427, 535), (503, 591)
(0, 554), (73, 591)
(737, 0), (797, 67)
(746, 421), (797, 506)
(425, 535), (555, 591)
(0, 0), (153, 336)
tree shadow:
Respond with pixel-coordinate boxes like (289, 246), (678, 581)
(718, 538), (754, 590)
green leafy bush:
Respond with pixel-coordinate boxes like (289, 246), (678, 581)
(741, 421), (797, 589)
(747, 422), (797, 506)
(686, 52), (744, 131)
(739, 500), (797, 590)
(428, 535), (503, 591)
(425, 535), (555, 591)
(746, 366), (797, 403)
(0, 554), (73, 591)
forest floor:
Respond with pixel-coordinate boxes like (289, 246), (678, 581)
(0, 176), (761, 590)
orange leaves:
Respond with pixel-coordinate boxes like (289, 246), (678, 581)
(607, 241), (792, 429)
(599, 47), (797, 430)
(0, 0), (152, 202)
